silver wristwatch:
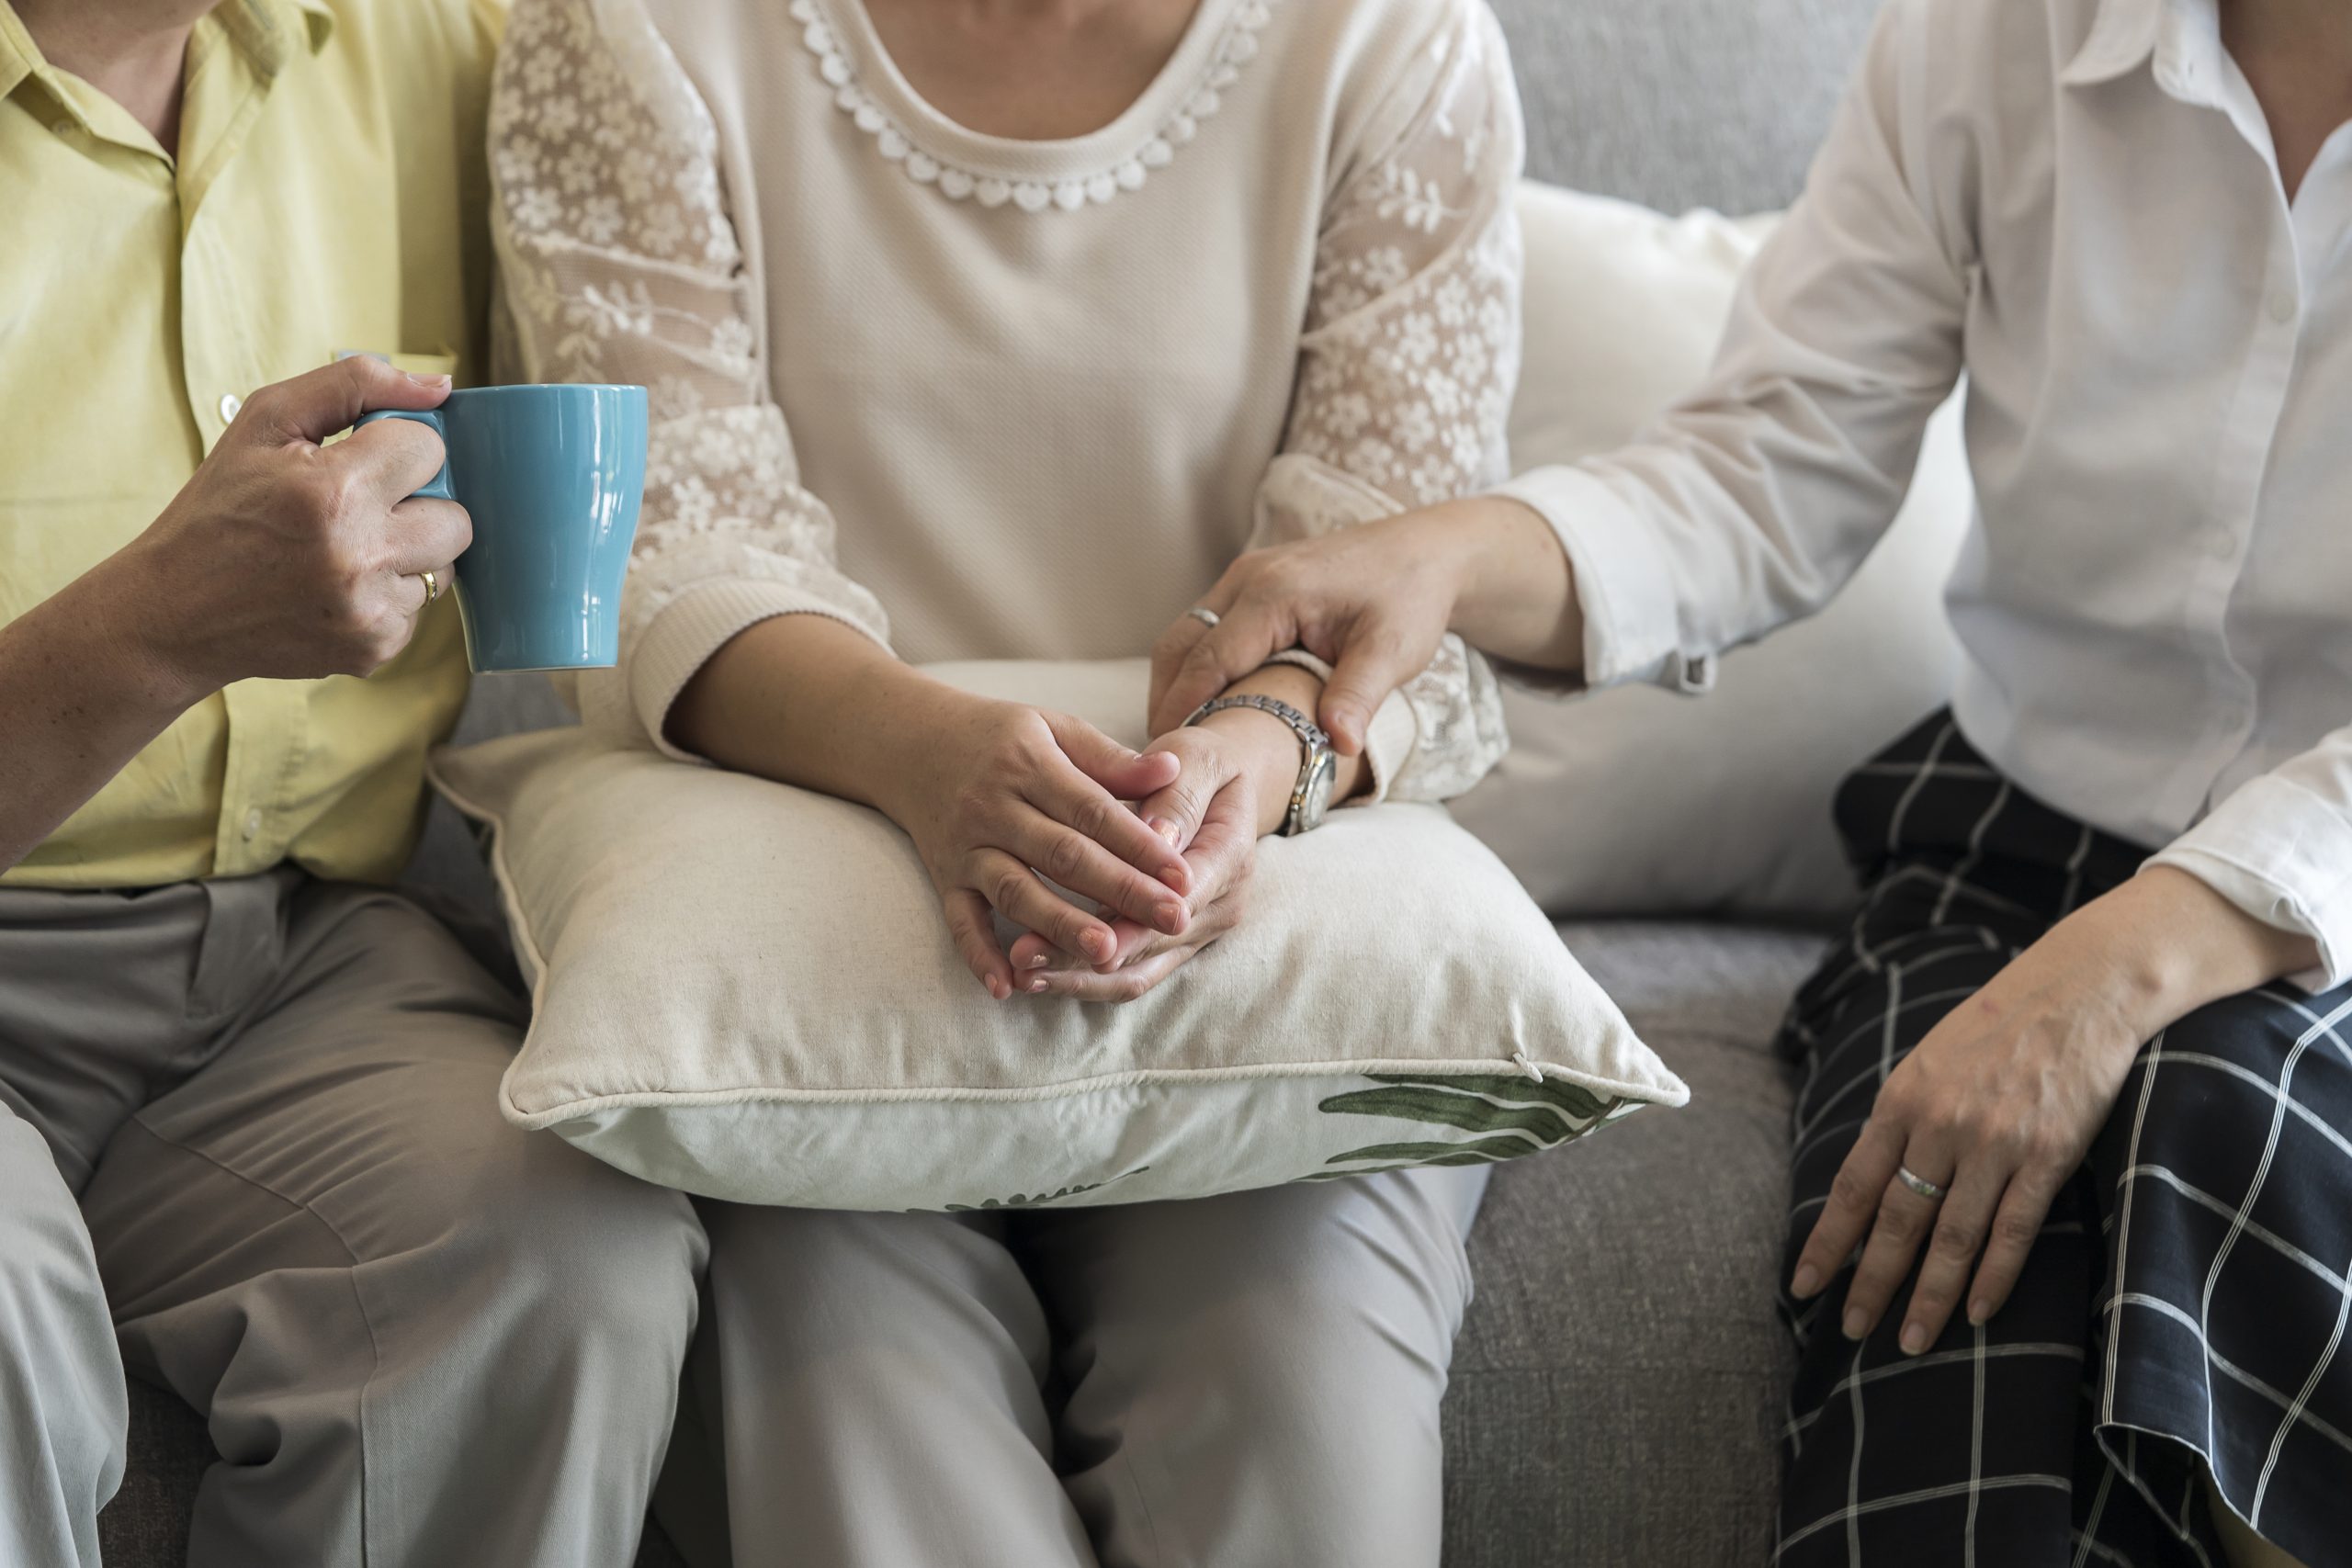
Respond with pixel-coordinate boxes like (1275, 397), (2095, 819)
(1184, 693), (1339, 836)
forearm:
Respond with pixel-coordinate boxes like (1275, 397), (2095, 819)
(1434, 497), (1585, 674)
(0, 557), (205, 873)
(663, 612), (956, 816)
(2027, 866), (2324, 1043)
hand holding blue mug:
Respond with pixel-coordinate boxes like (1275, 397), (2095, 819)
(357, 384), (647, 672)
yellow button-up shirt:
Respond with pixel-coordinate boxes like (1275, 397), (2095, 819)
(0, 0), (500, 888)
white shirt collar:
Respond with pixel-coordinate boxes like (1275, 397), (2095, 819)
(2061, 0), (2225, 107)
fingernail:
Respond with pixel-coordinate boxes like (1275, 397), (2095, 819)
(1028, 976), (1049, 994)
(1085, 931), (1114, 963)
(986, 976), (1008, 1000)
(1900, 1323), (1927, 1355)
(1024, 952), (1050, 968)
(1841, 1309), (1869, 1341)
(1790, 1265), (1819, 1298)
(406, 372), (452, 389)
(1968, 1301), (1989, 1326)
(1158, 902), (1185, 932)
(1148, 818), (1180, 844)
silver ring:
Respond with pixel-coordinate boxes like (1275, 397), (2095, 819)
(1894, 1165), (1947, 1201)
(1185, 606), (1220, 629)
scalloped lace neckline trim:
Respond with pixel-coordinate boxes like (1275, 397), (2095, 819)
(789, 0), (1274, 213)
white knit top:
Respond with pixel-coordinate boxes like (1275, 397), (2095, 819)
(490, 0), (1524, 801)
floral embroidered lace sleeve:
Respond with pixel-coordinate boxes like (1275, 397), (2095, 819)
(490, 0), (1521, 800)
(492, 0), (891, 756)
(1255, 1), (1523, 802)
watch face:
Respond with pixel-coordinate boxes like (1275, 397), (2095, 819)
(1298, 750), (1339, 829)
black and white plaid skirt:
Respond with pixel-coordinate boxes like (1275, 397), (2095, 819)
(1775, 713), (2352, 1568)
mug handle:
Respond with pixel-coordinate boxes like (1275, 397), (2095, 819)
(354, 408), (455, 502)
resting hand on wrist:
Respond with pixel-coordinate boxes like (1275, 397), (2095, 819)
(1146, 495), (1578, 754)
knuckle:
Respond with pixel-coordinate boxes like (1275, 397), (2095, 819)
(2023, 1130), (2075, 1169)
(987, 868), (1029, 912)
(1827, 1166), (1880, 1215)
(1993, 1210), (2042, 1250)
(317, 467), (368, 526)
(1070, 794), (1116, 846)
(1043, 831), (1089, 883)
(1929, 1217), (1982, 1258)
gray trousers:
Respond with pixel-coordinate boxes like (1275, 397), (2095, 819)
(661, 1165), (1489, 1568)
(3, 872), (1485, 1567)
(0, 872), (707, 1568)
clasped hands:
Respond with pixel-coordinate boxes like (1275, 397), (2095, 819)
(906, 660), (1326, 1005)
(947, 502), (1532, 1002)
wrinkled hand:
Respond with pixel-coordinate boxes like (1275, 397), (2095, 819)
(1789, 955), (2140, 1354)
(1782, 862), (2327, 1354)
(120, 356), (471, 694)
(876, 691), (1196, 1000)
(1149, 513), (1463, 757)
(1004, 721), (1267, 1002)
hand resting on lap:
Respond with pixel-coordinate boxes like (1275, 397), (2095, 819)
(667, 612), (1195, 1000)
(1789, 867), (2323, 1354)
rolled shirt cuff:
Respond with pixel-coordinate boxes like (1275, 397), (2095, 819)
(1261, 648), (1417, 807)
(1488, 465), (1716, 695)
(628, 579), (889, 763)
(2144, 775), (2352, 993)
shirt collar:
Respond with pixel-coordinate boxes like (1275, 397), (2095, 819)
(220, 0), (336, 78)
(0, 0), (332, 112)
(2062, 0), (2225, 104)
(0, 3), (40, 104)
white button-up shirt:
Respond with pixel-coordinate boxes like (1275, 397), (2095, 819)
(1499, 0), (2352, 987)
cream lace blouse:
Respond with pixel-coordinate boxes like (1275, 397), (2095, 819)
(490, 0), (1523, 801)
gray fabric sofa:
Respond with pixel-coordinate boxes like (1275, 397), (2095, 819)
(98, 0), (1883, 1562)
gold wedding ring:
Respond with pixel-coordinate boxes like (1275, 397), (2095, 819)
(420, 569), (442, 604)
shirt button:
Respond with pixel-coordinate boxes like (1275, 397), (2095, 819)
(241, 808), (263, 841)
(2268, 289), (2297, 324)
(218, 392), (243, 423)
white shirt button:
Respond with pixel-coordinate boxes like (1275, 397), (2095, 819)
(218, 392), (243, 423)
(241, 808), (263, 841)
(2268, 289), (2297, 324)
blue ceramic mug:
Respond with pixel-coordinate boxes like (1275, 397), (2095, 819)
(357, 384), (647, 672)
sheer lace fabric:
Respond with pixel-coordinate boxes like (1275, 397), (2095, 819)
(490, 0), (1518, 796)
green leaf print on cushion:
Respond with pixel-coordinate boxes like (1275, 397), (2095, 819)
(1316, 1072), (1631, 1173)
(943, 1167), (1150, 1213)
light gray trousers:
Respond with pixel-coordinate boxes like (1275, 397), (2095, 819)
(0, 872), (707, 1568)
(2, 871), (1486, 1567)
(658, 1165), (1490, 1568)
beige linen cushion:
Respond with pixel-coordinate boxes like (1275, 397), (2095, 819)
(428, 659), (1685, 1211)
(1448, 182), (1972, 919)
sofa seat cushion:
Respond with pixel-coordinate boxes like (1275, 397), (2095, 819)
(1442, 920), (1820, 1566)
